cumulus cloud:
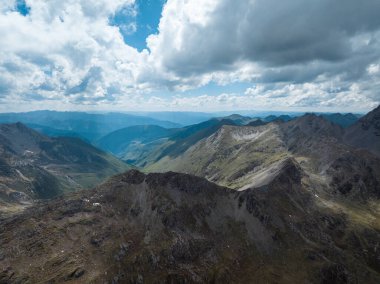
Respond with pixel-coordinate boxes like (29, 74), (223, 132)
(0, 0), (380, 111)
(145, 0), (380, 109)
(149, 0), (380, 75)
(0, 0), (144, 106)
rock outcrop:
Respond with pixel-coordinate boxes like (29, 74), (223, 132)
(1, 170), (379, 283)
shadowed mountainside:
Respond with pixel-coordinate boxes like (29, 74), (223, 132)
(0, 123), (131, 213)
(0, 169), (379, 283)
(344, 105), (380, 157)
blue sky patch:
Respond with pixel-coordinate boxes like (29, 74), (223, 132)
(110, 0), (166, 51)
(15, 0), (30, 16)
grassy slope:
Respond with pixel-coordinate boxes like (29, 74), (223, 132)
(146, 123), (289, 188)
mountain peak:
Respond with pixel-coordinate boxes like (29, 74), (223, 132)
(112, 169), (230, 196)
(284, 113), (344, 140)
(1, 121), (41, 135)
(273, 157), (304, 183)
(247, 119), (266, 127)
(358, 104), (380, 130)
(344, 105), (380, 156)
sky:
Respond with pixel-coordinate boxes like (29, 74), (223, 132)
(0, 0), (380, 113)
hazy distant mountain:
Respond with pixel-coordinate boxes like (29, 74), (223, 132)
(1, 169), (379, 283)
(263, 114), (294, 122)
(215, 114), (254, 125)
(26, 123), (89, 142)
(96, 125), (179, 157)
(125, 111), (215, 125)
(321, 113), (360, 128)
(261, 113), (360, 128)
(344, 105), (380, 156)
(247, 119), (266, 127)
(95, 118), (238, 166)
(0, 111), (181, 141)
(0, 123), (130, 212)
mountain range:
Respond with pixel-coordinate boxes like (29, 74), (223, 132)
(0, 167), (379, 283)
(0, 111), (181, 142)
(0, 123), (130, 214)
(0, 110), (362, 144)
(94, 112), (362, 166)
(140, 110), (380, 202)
(0, 106), (378, 283)
(344, 105), (380, 156)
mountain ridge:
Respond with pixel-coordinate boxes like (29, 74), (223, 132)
(0, 169), (379, 283)
(139, 111), (380, 205)
(344, 105), (380, 156)
(0, 123), (131, 213)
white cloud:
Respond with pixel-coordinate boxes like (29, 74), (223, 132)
(144, 0), (380, 109)
(0, 0), (379, 111)
(0, 0), (142, 106)
(368, 64), (380, 75)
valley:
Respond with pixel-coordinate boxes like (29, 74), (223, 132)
(0, 122), (131, 214)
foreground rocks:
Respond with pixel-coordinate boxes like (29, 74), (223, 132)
(0, 169), (379, 283)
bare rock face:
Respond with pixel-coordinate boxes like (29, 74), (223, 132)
(1, 169), (379, 283)
(327, 151), (380, 200)
(344, 105), (380, 157)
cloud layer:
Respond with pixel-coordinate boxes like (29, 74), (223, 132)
(0, 0), (379, 111)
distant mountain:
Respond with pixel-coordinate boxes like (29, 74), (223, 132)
(216, 114), (254, 125)
(0, 123), (130, 212)
(141, 112), (380, 203)
(247, 119), (266, 127)
(344, 105), (380, 156)
(0, 111), (181, 141)
(263, 114), (294, 122)
(95, 118), (238, 166)
(26, 123), (89, 142)
(125, 111), (215, 125)
(140, 118), (237, 167)
(260, 112), (360, 128)
(1, 169), (379, 283)
(96, 125), (179, 157)
(321, 113), (360, 128)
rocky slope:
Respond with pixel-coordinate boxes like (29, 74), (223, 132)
(0, 123), (131, 213)
(344, 105), (380, 156)
(142, 112), (380, 204)
(146, 122), (288, 188)
(0, 169), (379, 283)
(128, 118), (237, 167)
(97, 111), (360, 171)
